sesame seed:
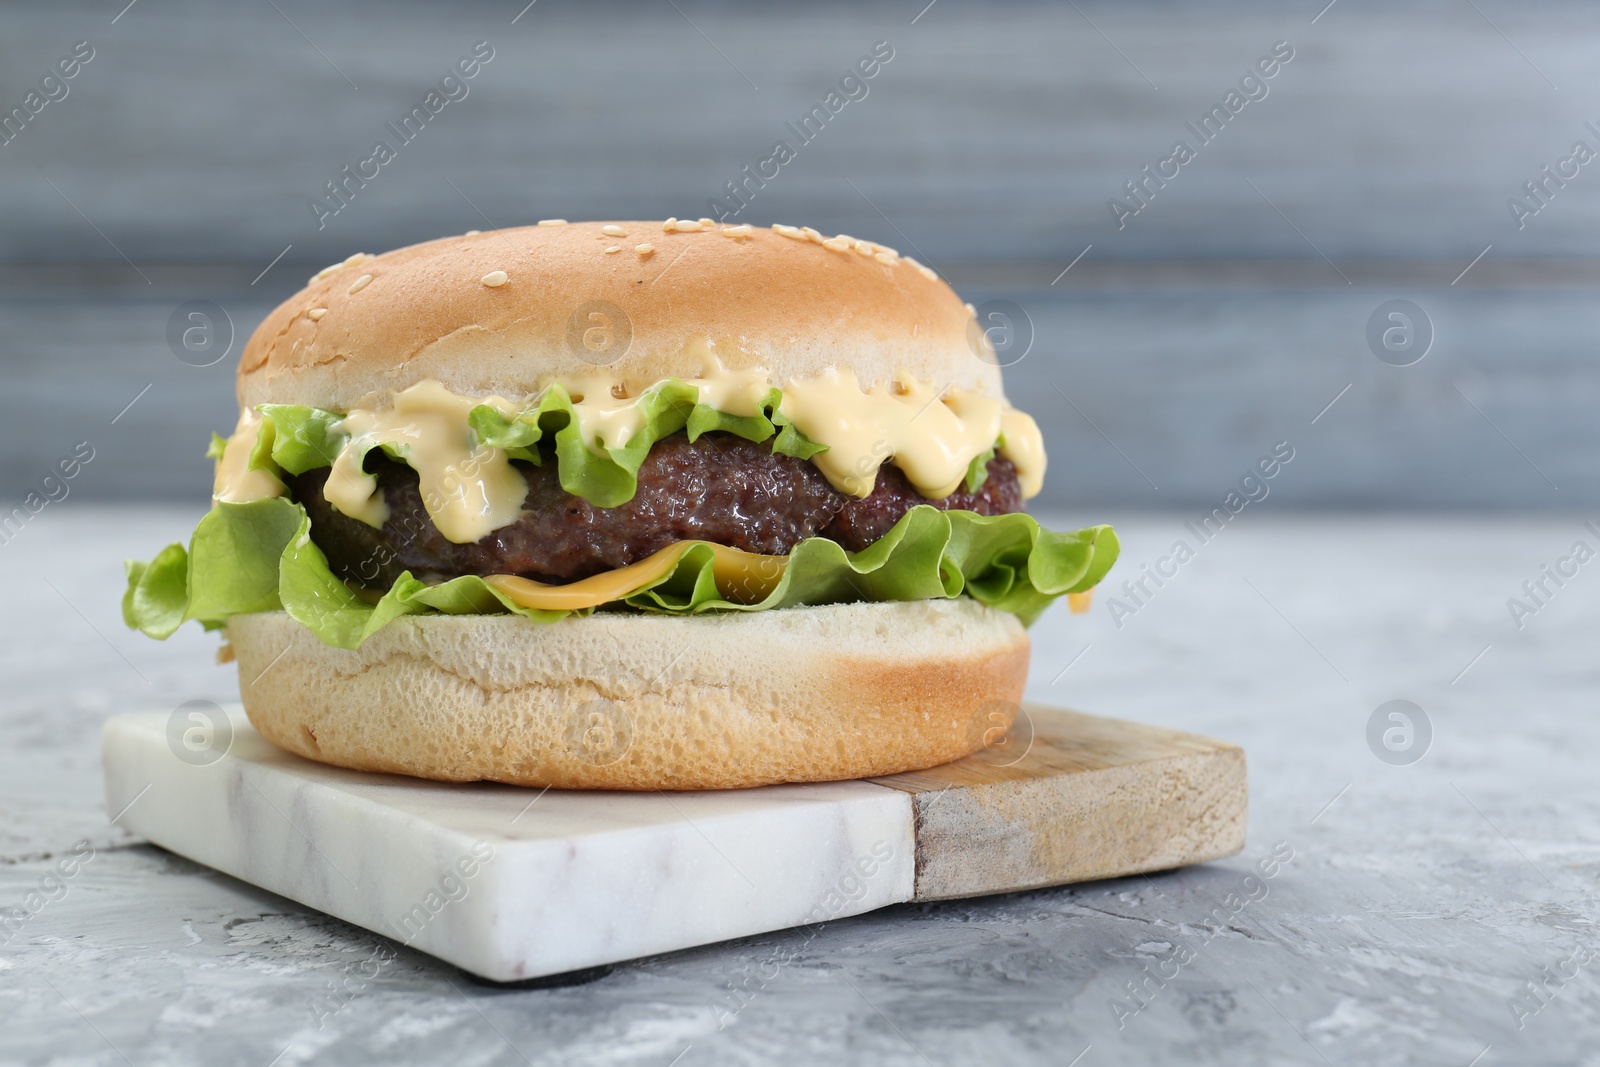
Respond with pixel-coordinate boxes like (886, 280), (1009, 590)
(801, 226), (824, 243)
(347, 273), (373, 294)
(664, 218), (704, 233)
(308, 308), (328, 321)
(853, 240), (876, 256)
(722, 224), (754, 238)
(875, 251), (897, 265)
(481, 270), (509, 287)
(965, 302), (977, 316)
(773, 224), (808, 241)
(310, 252), (371, 284)
(601, 224), (627, 237)
(822, 235), (853, 252)
(537, 219), (568, 226)
(697, 218), (714, 227)
(906, 257), (939, 281)
(465, 229), (481, 236)
(636, 243), (655, 256)
(604, 245), (622, 254)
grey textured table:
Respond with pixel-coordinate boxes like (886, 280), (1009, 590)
(3, 506), (1595, 1066)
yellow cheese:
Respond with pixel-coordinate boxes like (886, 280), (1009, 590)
(562, 355), (775, 454)
(483, 542), (786, 610)
(776, 367), (1004, 499)
(563, 370), (652, 451)
(218, 358), (1048, 545)
(999, 408), (1046, 498)
(324, 381), (526, 543)
(710, 542), (787, 602)
(688, 360), (773, 417)
(213, 409), (284, 503)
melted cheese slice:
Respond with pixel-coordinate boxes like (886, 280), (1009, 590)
(484, 542), (786, 610)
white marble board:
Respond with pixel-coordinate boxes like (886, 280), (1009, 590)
(101, 704), (1245, 981)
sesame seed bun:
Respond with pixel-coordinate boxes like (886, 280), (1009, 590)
(237, 221), (1004, 410)
(226, 599), (1029, 790)
(228, 222), (1035, 791)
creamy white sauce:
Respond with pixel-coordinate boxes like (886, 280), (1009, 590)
(324, 381), (526, 543)
(998, 408), (1045, 498)
(778, 368), (1004, 499)
(219, 364), (1047, 544)
(213, 409), (284, 503)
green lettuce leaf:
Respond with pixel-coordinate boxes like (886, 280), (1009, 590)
(624, 505), (1116, 625)
(257, 404), (346, 474)
(123, 499), (1118, 649)
(248, 380), (830, 511)
(963, 442), (998, 494)
(121, 545), (191, 639)
(121, 500), (301, 638)
(465, 381), (827, 507)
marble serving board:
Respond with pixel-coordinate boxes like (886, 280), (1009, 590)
(101, 705), (1246, 982)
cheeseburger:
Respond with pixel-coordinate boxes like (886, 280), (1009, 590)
(125, 220), (1117, 789)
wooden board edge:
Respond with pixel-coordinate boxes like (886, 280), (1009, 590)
(869, 705), (1244, 794)
(908, 745), (1248, 901)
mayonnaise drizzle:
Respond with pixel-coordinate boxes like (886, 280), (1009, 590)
(213, 409), (284, 504)
(563, 361), (774, 452)
(779, 368), (1003, 499)
(998, 408), (1046, 498)
(324, 381), (527, 543)
(215, 366), (1047, 545)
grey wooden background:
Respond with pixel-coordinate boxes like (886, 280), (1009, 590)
(2, 0), (1597, 509)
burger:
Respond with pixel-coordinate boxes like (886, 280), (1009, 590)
(124, 220), (1118, 789)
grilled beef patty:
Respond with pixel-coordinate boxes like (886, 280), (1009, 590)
(287, 431), (1022, 586)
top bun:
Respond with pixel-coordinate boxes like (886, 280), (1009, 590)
(238, 221), (1005, 411)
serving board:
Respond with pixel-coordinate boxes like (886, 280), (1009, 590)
(101, 705), (1245, 981)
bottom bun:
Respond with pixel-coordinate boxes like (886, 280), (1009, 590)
(227, 599), (1030, 790)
